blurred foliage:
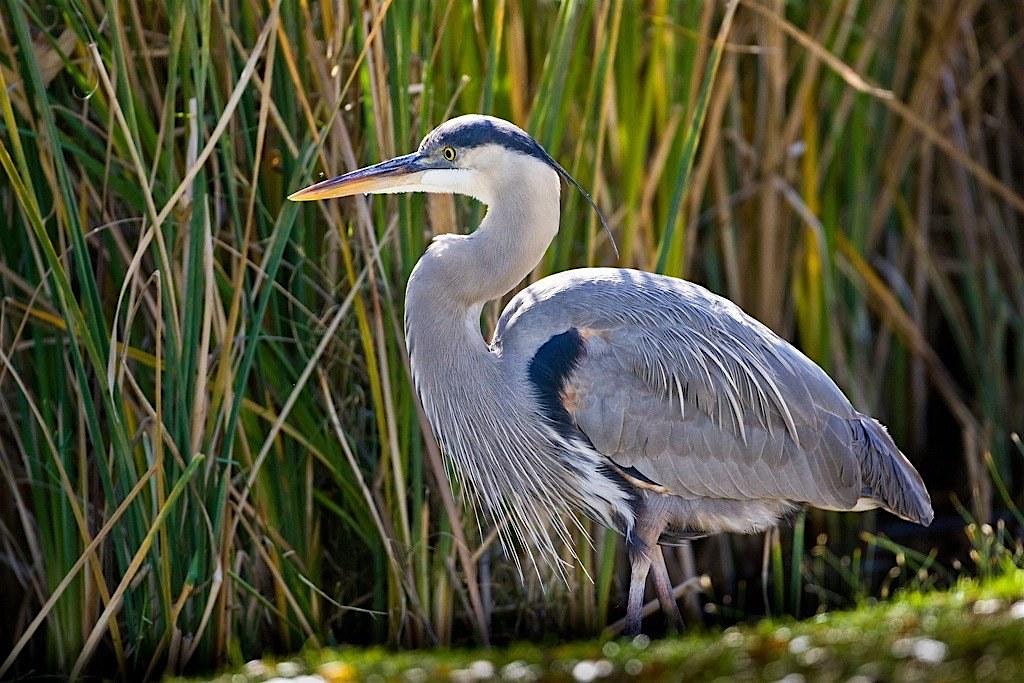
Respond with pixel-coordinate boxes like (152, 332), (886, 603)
(1, 0), (1022, 678)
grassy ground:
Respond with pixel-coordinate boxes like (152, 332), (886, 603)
(179, 567), (1024, 682)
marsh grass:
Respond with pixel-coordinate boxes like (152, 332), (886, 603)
(1, 0), (1022, 678)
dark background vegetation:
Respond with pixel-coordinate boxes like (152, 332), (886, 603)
(1, 0), (1022, 678)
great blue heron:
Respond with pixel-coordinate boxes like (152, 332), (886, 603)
(290, 115), (933, 635)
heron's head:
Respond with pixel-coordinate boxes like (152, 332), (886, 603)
(290, 115), (565, 205)
(288, 115), (609, 241)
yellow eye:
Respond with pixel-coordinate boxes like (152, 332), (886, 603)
(442, 146), (457, 162)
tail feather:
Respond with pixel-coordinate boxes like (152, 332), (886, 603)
(853, 416), (933, 525)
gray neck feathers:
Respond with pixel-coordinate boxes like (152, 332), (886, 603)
(403, 164), (559, 354)
(402, 170), (616, 576)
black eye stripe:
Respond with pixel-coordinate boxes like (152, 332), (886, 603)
(426, 120), (547, 161)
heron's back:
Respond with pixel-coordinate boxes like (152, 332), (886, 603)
(496, 268), (933, 530)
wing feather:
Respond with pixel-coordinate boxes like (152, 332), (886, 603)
(496, 268), (863, 510)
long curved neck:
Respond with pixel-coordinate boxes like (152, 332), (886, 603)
(467, 194), (560, 302)
(405, 177), (560, 357)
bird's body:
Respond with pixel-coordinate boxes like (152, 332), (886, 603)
(291, 114), (933, 635)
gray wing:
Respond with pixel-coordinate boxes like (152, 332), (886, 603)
(496, 268), (866, 511)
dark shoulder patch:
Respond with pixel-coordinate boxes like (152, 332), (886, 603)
(528, 328), (585, 430)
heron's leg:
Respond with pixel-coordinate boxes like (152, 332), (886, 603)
(650, 545), (684, 633)
(624, 502), (670, 636)
(625, 538), (652, 637)
(676, 541), (704, 625)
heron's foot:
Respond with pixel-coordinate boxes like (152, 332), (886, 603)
(624, 610), (643, 637)
(661, 599), (685, 635)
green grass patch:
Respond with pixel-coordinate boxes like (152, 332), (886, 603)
(180, 568), (1024, 682)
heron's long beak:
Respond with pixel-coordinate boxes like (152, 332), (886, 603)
(288, 152), (431, 201)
